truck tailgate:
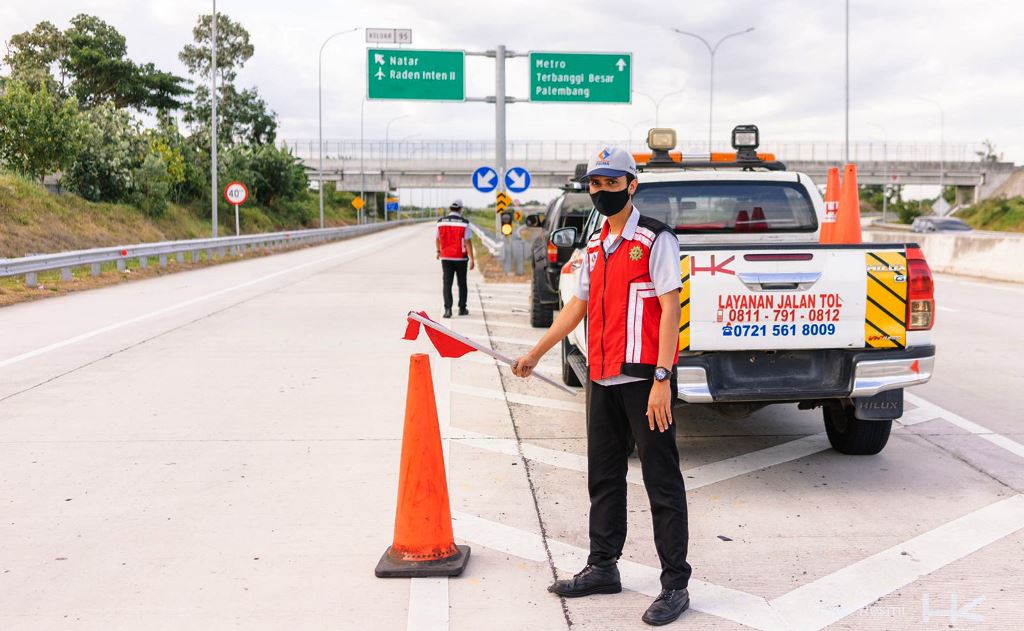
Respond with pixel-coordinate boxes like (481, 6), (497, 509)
(679, 244), (909, 352)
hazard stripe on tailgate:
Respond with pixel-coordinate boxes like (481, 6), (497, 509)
(864, 251), (907, 349)
(678, 255), (691, 351)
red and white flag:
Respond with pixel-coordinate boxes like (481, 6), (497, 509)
(402, 311), (576, 395)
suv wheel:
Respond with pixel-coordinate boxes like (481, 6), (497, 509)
(823, 401), (892, 455)
(530, 267), (554, 328)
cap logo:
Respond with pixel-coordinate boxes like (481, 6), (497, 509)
(597, 148), (611, 161)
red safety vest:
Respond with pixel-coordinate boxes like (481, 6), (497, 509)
(437, 215), (469, 260)
(587, 215), (677, 381)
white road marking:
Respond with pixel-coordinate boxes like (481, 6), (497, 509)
(466, 333), (541, 347)
(478, 307), (531, 316)
(456, 427), (832, 491)
(769, 494), (1024, 631)
(458, 352), (562, 375)
(0, 229), (410, 370)
(453, 511), (788, 631)
(684, 433), (832, 489)
(451, 383), (585, 413)
(936, 306), (958, 313)
(407, 578), (449, 631)
(937, 275), (1024, 295)
(482, 299), (531, 308)
(455, 318), (536, 330)
(904, 392), (1024, 459)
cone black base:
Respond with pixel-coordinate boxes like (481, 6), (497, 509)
(374, 545), (471, 578)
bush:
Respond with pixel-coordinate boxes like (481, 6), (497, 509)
(0, 79), (82, 181)
(130, 153), (170, 217)
(64, 101), (144, 202)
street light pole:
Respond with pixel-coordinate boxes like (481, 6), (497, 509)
(845, 0), (850, 164)
(916, 96), (946, 211)
(318, 28), (359, 229)
(359, 98), (365, 224)
(671, 26), (754, 150)
(608, 119), (651, 152)
(210, 0), (218, 238)
(867, 122), (888, 223)
(633, 89), (684, 128)
(384, 114), (408, 221)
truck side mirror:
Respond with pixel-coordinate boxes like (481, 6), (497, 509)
(550, 227), (578, 248)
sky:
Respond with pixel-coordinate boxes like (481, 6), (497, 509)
(3, 0), (1022, 208)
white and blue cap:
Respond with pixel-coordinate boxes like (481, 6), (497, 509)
(449, 199), (464, 211)
(580, 146), (637, 181)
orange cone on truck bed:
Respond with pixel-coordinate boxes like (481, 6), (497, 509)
(819, 166), (841, 243)
(834, 163), (863, 244)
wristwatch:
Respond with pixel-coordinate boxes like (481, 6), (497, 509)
(654, 366), (672, 382)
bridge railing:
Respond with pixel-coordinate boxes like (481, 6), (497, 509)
(0, 220), (424, 288)
(283, 139), (981, 164)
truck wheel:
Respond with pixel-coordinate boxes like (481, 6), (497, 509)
(530, 269), (554, 328)
(823, 401), (892, 455)
(561, 338), (582, 388)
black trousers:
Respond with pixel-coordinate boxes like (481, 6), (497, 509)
(587, 378), (692, 590)
(441, 259), (468, 310)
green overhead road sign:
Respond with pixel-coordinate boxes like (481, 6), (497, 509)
(529, 52), (632, 103)
(367, 48), (465, 101)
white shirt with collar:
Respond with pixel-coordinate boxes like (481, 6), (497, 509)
(574, 205), (682, 386)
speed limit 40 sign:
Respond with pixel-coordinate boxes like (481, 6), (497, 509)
(224, 181), (249, 206)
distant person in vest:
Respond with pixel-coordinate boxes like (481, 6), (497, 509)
(436, 199), (475, 318)
(511, 147), (691, 626)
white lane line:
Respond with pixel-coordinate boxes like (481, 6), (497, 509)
(937, 275), (1024, 295)
(458, 352), (561, 374)
(936, 306), (958, 313)
(684, 433), (832, 489)
(451, 383), (585, 413)
(407, 578), (449, 631)
(0, 228), (411, 370)
(466, 333), (541, 347)
(453, 511), (786, 631)
(769, 494), (1024, 631)
(456, 318), (536, 330)
(904, 392), (1024, 459)
(456, 427), (831, 491)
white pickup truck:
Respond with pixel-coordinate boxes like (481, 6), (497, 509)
(554, 126), (936, 455)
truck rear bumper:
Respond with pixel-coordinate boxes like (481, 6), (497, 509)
(676, 345), (935, 404)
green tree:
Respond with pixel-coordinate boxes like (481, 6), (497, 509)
(130, 153), (171, 217)
(183, 84), (276, 147)
(0, 79), (82, 181)
(975, 140), (1002, 163)
(178, 14), (254, 83)
(5, 15), (189, 112)
(63, 101), (144, 201)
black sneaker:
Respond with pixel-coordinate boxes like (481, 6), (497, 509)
(458, 308), (469, 316)
(443, 309), (453, 318)
(641, 588), (689, 626)
(547, 563), (621, 598)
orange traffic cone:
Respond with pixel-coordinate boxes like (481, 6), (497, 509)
(375, 353), (470, 578)
(834, 163), (863, 244)
(819, 167), (841, 243)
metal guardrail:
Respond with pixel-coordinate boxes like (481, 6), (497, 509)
(469, 224), (503, 256)
(0, 220), (423, 287)
(284, 138), (982, 164)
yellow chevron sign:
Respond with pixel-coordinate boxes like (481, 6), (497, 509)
(864, 250), (908, 348)
(678, 255), (691, 351)
(495, 192), (511, 213)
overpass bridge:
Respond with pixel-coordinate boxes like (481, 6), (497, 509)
(285, 139), (1018, 204)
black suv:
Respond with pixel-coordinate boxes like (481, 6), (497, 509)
(529, 185), (593, 327)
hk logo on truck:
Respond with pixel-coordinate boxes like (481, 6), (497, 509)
(692, 255), (736, 276)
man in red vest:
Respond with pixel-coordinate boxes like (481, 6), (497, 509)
(436, 199), (475, 318)
(512, 147), (691, 626)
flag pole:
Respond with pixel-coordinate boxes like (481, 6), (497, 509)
(407, 311), (577, 396)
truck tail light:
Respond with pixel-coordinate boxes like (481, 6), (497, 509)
(906, 246), (935, 330)
(547, 242), (558, 263)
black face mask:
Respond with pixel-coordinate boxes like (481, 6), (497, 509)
(590, 187), (631, 217)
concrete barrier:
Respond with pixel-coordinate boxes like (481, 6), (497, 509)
(865, 229), (1024, 283)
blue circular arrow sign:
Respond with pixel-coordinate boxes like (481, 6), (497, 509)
(472, 166), (498, 193)
(505, 166), (531, 193)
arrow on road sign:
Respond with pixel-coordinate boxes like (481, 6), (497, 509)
(472, 166), (498, 193)
(616, 58), (626, 71)
(504, 166), (531, 193)
(495, 191), (511, 213)
(375, 53), (385, 65)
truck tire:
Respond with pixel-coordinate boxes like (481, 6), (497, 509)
(561, 338), (582, 387)
(530, 268), (554, 328)
(823, 401), (892, 455)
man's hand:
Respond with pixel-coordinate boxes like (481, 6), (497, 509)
(469, 258), (475, 270)
(646, 381), (673, 432)
(436, 251), (441, 260)
(511, 352), (540, 378)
